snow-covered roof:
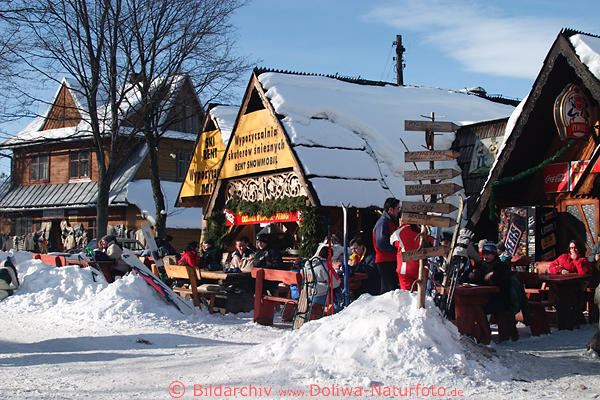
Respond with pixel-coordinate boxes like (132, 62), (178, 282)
(126, 179), (202, 229)
(2, 75), (198, 148)
(471, 30), (600, 224)
(209, 105), (238, 146)
(257, 72), (515, 209)
(570, 33), (600, 79)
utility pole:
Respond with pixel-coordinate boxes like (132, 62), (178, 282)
(394, 34), (405, 85)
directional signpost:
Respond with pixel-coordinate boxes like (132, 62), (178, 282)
(402, 115), (460, 308)
(402, 201), (457, 214)
(401, 212), (456, 228)
(404, 168), (460, 181)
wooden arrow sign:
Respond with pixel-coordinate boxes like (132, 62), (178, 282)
(405, 150), (460, 162)
(401, 212), (457, 228)
(401, 246), (448, 262)
(402, 201), (457, 214)
(405, 183), (462, 196)
(404, 120), (459, 132)
(404, 168), (461, 181)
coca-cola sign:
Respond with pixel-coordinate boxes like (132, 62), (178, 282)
(543, 162), (569, 193)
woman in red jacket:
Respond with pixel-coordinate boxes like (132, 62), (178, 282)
(178, 241), (200, 268)
(549, 240), (594, 275)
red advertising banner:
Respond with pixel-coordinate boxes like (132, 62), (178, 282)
(570, 160), (589, 190)
(543, 163), (569, 193)
(224, 209), (302, 226)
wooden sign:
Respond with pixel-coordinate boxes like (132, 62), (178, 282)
(404, 168), (461, 181)
(402, 201), (457, 214)
(405, 120), (459, 132)
(405, 150), (460, 162)
(401, 246), (448, 262)
(401, 212), (456, 228)
(405, 183), (462, 196)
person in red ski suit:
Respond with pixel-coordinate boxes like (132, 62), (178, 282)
(390, 223), (426, 291)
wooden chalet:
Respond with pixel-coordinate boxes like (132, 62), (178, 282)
(200, 69), (515, 253)
(471, 29), (600, 261)
(0, 76), (204, 252)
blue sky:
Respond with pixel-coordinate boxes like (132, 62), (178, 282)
(230, 0), (599, 100)
(1, 0), (599, 174)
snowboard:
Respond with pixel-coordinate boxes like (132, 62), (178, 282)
(121, 248), (195, 315)
(140, 222), (168, 281)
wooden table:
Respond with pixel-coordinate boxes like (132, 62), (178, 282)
(199, 270), (251, 289)
(538, 273), (591, 330)
(453, 285), (499, 345)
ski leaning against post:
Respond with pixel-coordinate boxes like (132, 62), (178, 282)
(121, 249), (195, 315)
(438, 195), (464, 316)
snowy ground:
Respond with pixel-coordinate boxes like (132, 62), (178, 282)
(1, 251), (599, 400)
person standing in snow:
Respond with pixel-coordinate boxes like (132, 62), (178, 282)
(372, 197), (400, 294)
(390, 221), (428, 291)
(0, 258), (19, 300)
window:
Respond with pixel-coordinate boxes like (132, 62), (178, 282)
(30, 154), (49, 181)
(176, 151), (192, 181)
(70, 150), (90, 179)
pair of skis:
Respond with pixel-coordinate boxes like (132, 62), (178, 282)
(436, 195), (464, 317)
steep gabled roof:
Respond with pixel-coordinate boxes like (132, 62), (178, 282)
(471, 29), (600, 225)
(0, 75), (200, 149)
(208, 69), (515, 214)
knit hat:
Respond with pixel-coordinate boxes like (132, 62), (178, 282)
(101, 235), (115, 244)
(481, 241), (498, 255)
(256, 233), (270, 244)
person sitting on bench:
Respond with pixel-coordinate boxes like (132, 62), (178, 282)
(252, 233), (283, 295)
(466, 241), (518, 342)
(95, 235), (130, 277)
(179, 241), (200, 268)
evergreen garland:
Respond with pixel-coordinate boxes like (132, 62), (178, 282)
(225, 196), (307, 217)
(223, 195), (327, 257)
(205, 211), (228, 249)
(298, 206), (328, 257)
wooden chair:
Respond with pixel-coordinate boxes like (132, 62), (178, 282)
(251, 268), (302, 326)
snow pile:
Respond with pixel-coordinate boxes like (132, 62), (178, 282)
(2, 253), (192, 326)
(258, 290), (512, 388)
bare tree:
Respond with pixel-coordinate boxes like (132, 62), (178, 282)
(119, 0), (250, 237)
(11, 0), (138, 238)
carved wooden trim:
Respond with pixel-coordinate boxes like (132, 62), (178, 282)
(225, 171), (307, 203)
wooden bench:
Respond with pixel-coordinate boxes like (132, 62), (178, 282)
(516, 271), (552, 336)
(251, 268), (302, 326)
(163, 263), (220, 313)
(38, 254), (62, 267)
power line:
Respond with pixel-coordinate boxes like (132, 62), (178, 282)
(380, 43), (394, 82)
